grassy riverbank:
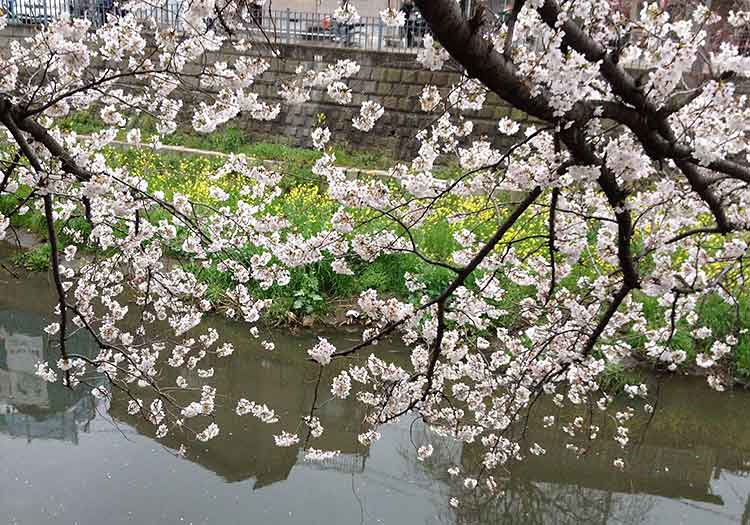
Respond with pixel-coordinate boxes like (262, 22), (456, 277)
(0, 145), (463, 320)
(2, 126), (750, 383)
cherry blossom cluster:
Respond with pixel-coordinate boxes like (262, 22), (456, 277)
(0, 0), (748, 510)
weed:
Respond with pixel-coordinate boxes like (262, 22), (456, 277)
(599, 362), (645, 395)
(10, 244), (51, 272)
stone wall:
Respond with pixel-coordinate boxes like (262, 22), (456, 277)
(0, 23), (36, 47)
(228, 42), (530, 159)
(0, 24), (530, 159)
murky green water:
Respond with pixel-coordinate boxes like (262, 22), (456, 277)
(2, 270), (750, 524)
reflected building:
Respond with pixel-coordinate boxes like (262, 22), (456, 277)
(0, 296), (374, 490)
(0, 310), (98, 445)
(0, 323), (48, 409)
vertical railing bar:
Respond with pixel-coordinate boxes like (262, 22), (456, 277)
(285, 8), (290, 45)
(378, 18), (383, 51)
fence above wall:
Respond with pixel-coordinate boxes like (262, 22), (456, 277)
(2, 2), (439, 53)
(6, 1), (750, 59)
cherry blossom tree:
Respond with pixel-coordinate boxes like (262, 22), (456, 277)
(1, 0), (749, 503)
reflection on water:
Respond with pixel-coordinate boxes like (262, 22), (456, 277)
(411, 375), (750, 524)
(1, 273), (750, 524)
(0, 310), (98, 444)
(107, 337), (373, 489)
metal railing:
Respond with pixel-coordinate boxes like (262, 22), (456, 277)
(4, 2), (750, 58)
(2, 2), (432, 53)
(1, 0), (178, 28)
(243, 10), (431, 53)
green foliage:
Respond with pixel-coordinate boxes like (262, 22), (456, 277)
(416, 217), (455, 261)
(57, 111), (103, 135)
(58, 111), (394, 171)
(696, 294), (750, 378)
(355, 255), (414, 297)
(264, 296), (295, 324)
(11, 244), (51, 272)
(599, 362), (645, 395)
(291, 273), (326, 316)
(8, 111), (750, 380)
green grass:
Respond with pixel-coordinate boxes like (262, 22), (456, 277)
(599, 362), (646, 394)
(4, 113), (749, 381)
(57, 111), (395, 171)
(10, 244), (51, 272)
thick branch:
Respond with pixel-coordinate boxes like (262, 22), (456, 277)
(536, 0), (734, 232)
(581, 284), (632, 357)
(0, 105), (72, 384)
(414, 0), (556, 122)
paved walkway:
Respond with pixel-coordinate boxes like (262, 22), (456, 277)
(94, 137), (392, 179)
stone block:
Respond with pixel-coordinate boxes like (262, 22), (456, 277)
(392, 83), (409, 96)
(431, 71), (454, 86)
(385, 68), (402, 83)
(511, 109), (530, 122)
(283, 60), (301, 73)
(371, 68), (387, 81)
(358, 66), (374, 80)
(401, 70), (419, 84)
(416, 71), (432, 85)
(362, 80), (377, 94)
(376, 82), (392, 96)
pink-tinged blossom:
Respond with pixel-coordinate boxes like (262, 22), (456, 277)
(420, 85), (442, 112)
(497, 117), (521, 135)
(304, 448), (340, 461)
(332, 3), (360, 24)
(417, 34), (450, 71)
(311, 127), (331, 150)
(273, 431), (300, 447)
(331, 371), (352, 398)
(196, 423), (220, 442)
(352, 101), (384, 132)
(35, 362), (57, 383)
(327, 82), (353, 104)
(235, 399), (279, 423)
(417, 444), (434, 461)
(308, 337), (337, 365)
(304, 416), (324, 438)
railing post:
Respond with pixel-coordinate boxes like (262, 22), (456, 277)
(378, 19), (383, 51)
(285, 8), (290, 45)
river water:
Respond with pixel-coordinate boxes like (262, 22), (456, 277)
(1, 270), (750, 524)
